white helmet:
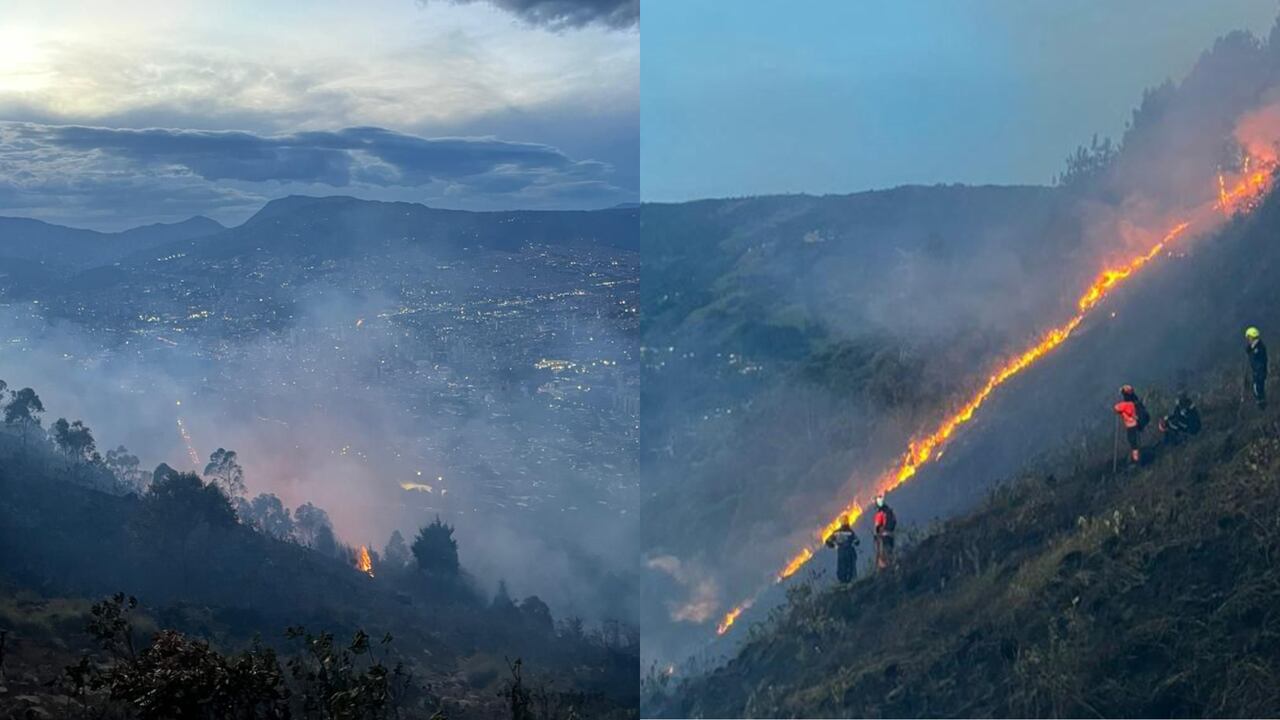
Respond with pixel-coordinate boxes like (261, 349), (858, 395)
(875, 494), (886, 508)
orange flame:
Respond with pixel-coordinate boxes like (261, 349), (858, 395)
(777, 547), (813, 581)
(356, 545), (375, 577)
(716, 601), (750, 635)
(715, 158), (1274, 637)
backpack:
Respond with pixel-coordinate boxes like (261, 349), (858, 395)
(881, 507), (897, 533)
(1136, 400), (1150, 431)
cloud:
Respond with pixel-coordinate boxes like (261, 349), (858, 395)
(425, 0), (638, 30)
(0, 122), (634, 229)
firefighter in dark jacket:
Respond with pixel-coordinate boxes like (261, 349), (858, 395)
(873, 494), (896, 571)
(1113, 384), (1150, 465)
(1247, 327), (1268, 409)
(1158, 392), (1201, 445)
(824, 518), (860, 583)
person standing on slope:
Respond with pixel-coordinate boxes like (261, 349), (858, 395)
(1246, 326), (1268, 409)
(873, 495), (896, 571)
(1113, 384), (1150, 465)
(824, 518), (860, 583)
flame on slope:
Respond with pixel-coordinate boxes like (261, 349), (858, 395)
(716, 599), (753, 635)
(715, 160), (1274, 636)
(357, 545), (375, 577)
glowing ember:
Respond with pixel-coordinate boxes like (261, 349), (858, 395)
(714, 157), (1274, 637)
(175, 416), (201, 469)
(356, 545), (375, 577)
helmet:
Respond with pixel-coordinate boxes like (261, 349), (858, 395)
(874, 494), (885, 508)
(1120, 384), (1134, 396)
(1246, 326), (1261, 341)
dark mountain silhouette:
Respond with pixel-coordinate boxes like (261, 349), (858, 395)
(0, 215), (223, 270)
(116, 195), (639, 269)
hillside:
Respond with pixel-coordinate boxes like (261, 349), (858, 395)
(0, 215), (224, 270)
(118, 195), (639, 268)
(0, 399), (638, 719)
(640, 24), (1280, 668)
(652, 357), (1280, 718)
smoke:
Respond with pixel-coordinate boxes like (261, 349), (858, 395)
(645, 554), (719, 624)
(0, 271), (637, 622)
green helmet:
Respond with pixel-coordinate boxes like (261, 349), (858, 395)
(1246, 326), (1261, 341)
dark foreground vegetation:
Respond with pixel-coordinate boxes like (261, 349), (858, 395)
(649, 362), (1280, 718)
(0, 382), (637, 719)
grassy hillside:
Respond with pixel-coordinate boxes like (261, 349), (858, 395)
(652, 363), (1280, 718)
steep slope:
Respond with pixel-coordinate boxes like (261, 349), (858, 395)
(641, 23), (1280, 668)
(657, 367), (1280, 718)
(652, 184), (1280, 718)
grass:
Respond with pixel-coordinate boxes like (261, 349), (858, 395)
(654, 367), (1280, 718)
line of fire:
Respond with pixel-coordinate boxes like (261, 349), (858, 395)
(715, 152), (1277, 638)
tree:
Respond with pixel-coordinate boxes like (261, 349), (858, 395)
(294, 502), (338, 557)
(235, 493), (295, 541)
(141, 466), (237, 592)
(203, 447), (246, 497)
(4, 387), (44, 449)
(105, 446), (147, 493)
(493, 580), (515, 610)
(143, 468), (237, 530)
(1056, 133), (1117, 188)
(383, 529), (411, 569)
(519, 595), (554, 635)
(411, 517), (459, 577)
(51, 417), (96, 469)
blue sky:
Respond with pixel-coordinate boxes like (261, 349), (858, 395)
(642, 1), (1279, 202)
(0, 0), (637, 229)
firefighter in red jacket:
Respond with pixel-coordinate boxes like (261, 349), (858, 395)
(873, 494), (897, 571)
(1113, 384), (1150, 465)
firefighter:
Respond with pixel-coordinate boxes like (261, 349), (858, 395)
(1158, 392), (1201, 445)
(1246, 327), (1268, 409)
(873, 494), (896, 571)
(824, 518), (860, 583)
(1113, 384), (1150, 465)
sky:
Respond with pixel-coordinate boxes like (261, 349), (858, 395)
(642, 0), (1280, 202)
(0, 0), (638, 229)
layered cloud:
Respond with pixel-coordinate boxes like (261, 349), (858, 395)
(0, 2), (637, 228)
(0, 122), (633, 229)
(427, 0), (639, 30)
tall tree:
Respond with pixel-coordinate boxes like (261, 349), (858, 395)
(204, 448), (246, 497)
(51, 418), (96, 468)
(104, 446), (146, 493)
(235, 493), (295, 541)
(294, 502), (338, 557)
(411, 516), (460, 577)
(383, 529), (411, 569)
(141, 466), (237, 592)
(4, 387), (44, 450)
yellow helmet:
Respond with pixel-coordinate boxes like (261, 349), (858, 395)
(1246, 326), (1261, 341)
